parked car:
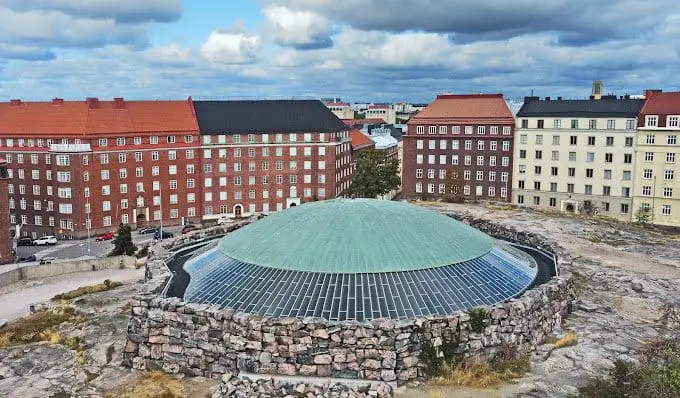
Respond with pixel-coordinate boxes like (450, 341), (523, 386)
(17, 255), (37, 263)
(33, 236), (57, 246)
(217, 215), (231, 225)
(138, 226), (158, 234)
(181, 224), (199, 234)
(153, 230), (174, 240)
(17, 237), (34, 246)
(96, 231), (115, 241)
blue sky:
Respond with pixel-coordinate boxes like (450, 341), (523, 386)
(0, 0), (679, 103)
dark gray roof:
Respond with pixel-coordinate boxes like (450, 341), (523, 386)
(192, 100), (347, 135)
(517, 98), (645, 118)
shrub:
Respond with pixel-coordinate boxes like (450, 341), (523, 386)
(135, 245), (149, 259)
(0, 306), (80, 347)
(52, 280), (123, 301)
(468, 307), (488, 333)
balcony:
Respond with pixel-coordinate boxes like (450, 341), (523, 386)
(49, 144), (92, 153)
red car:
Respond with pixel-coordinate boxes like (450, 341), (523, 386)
(96, 232), (115, 241)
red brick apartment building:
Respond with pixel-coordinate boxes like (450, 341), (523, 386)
(403, 94), (515, 200)
(0, 98), (201, 239)
(191, 100), (353, 218)
(0, 158), (13, 263)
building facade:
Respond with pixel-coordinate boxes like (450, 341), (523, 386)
(403, 94), (515, 201)
(365, 105), (397, 125)
(632, 91), (680, 227)
(192, 100), (353, 218)
(0, 98), (202, 238)
(324, 101), (354, 120)
(0, 159), (13, 263)
(513, 96), (644, 221)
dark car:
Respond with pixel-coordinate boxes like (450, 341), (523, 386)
(17, 255), (37, 263)
(17, 237), (33, 246)
(153, 230), (174, 240)
(138, 226), (158, 234)
(181, 224), (199, 234)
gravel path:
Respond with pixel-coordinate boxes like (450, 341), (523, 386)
(0, 268), (144, 322)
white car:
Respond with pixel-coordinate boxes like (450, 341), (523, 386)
(33, 236), (58, 246)
(217, 215), (232, 225)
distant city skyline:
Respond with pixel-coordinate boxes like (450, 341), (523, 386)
(1, 1), (679, 102)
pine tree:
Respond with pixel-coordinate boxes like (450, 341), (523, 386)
(110, 223), (137, 256)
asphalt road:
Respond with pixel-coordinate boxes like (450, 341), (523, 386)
(15, 225), (183, 261)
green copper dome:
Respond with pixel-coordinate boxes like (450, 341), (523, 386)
(218, 199), (493, 273)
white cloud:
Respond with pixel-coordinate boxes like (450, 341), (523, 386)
(263, 6), (332, 48)
(318, 60), (342, 69)
(200, 31), (261, 65)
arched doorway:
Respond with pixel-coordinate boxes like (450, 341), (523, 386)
(565, 203), (575, 213)
(136, 213), (146, 228)
(233, 204), (243, 219)
(290, 203), (297, 207)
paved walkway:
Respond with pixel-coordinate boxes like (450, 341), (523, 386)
(0, 268), (144, 322)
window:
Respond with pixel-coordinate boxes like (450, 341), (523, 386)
(646, 135), (656, 144)
(57, 155), (70, 166)
(503, 126), (512, 135)
(152, 152), (159, 161)
(465, 126), (473, 135)
(587, 136), (596, 145)
(535, 150), (542, 160)
(534, 181), (541, 191)
(550, 183), (557, 192)
(645, 152), (654, 162)
(477, 126), (486, 134)
(416, 126), (424, 135)
(646, 115), (658, 127)
(589, 120), (597, 129)
(551, 167), (559, 176)
(464, 155), (471, 165)
(453, 126), (461, 134)
(439, 140), (447, 150)
(439, 169), (446, 179)
(428, 126), (436, 134)
(667, 153), (676, 163)
(571, 120), (579, 129)
(533, 197), (540, 205)
(586, 169), (594, 178)
(416, 169), (423, 179)
(428, 140), (436, 150)
(521, 120), (528, 128)
(101, 170), (110, 180)
(517, 195), (524, 204)
(661, 204), (672, 215)
(99, 138), (108, 147)
(668, 135), (678, 145)
(451, 155), (459, 165)
(643, 169), (653, 179)
(439, 125), (447, 134)
(667, 116), (679, 128)
(536, 120), (544, 129)
(552, 151), (559, 161)
(502, 157), (509, 167)
(603, 186), (611, 196)
(520, 134), (527, 144)
(477, 141), (484, 151)
(535, 166), (542, 175)
(664, 187), (673, 198)
(490, 126), (498, 135)
(665, 170), (675, 180)
(567, 183), (574, 193)
(553, 120), (561, 129)
(490, 141), (497, 151)
(119, 168), (128, 178)
(586, 152), (595, 162)
(624, 153), (633, 164)
(642, 186), (652, 196)
(605, 153), (613, 163)
(465, 140), (472, 150)
(476, 171), (484, 181)
(464, 170), (471, 180)
(167, 136), (176, 144)
(489, 156), (497, 166)
(416, 140), (424, 149)
(585, 185), (593, 195)
(519, 150), (526, 159)
(415, 183), (423, 193)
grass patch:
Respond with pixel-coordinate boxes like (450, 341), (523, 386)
(111, 371), (186, 398)
(434, 344), (530, 388)
(579, 336), (680, 397)
(553, 330), (578, 349)
(0, 306), (82, 347)
(52, 279), (123, 301)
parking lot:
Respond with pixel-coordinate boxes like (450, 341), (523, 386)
(14, 225), (183, 261)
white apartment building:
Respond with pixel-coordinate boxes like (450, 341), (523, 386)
(324, 101), (354, 120)
(365, 105), (396, 124)
(513, 96), (644, 221)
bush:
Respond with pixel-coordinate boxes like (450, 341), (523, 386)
(110, 223), (137, 256)
(135, 246), (149, 259)
(468, 307), (488, 333)
(579, 337), (680, 397)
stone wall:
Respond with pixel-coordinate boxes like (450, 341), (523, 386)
(123, 212), (574, 384)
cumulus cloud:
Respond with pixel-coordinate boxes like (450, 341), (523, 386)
(263, 6), (333, 49)
(200, 31), (261, 65)
(3, 0), (182, 23)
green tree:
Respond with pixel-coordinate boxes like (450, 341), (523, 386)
(635, 207), (651, 224)
(443, 167), (465, 203)
(109, 223), (137, 256)
(351, 149), (401, 198)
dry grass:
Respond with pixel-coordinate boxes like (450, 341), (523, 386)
(433, 345), (531, 389)
(553, 331), (578, 349)
(110, 371), (186, 398)
(52, 280), (123, 301)
(0, 306), (81, 347)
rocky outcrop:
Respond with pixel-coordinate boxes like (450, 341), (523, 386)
(123, 214), (574, 383)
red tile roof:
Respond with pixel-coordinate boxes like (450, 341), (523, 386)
(368, 104), (389, 109)
(342, 118), (386, 126)
(325, 101), (350, 106)
(0, 98), (198, 136)
(350, 129), (375, 151)
(409, 94), (514, 124)
(640, 91), (680, 115)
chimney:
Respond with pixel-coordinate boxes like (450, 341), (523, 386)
(52, 98), (64, 105)
(114, 97), (125, 109)
(645, 89), (662, 98)
(86, 97), (99, 108)
(9, 99), (21, 106)
(523, 96), (539, 105)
